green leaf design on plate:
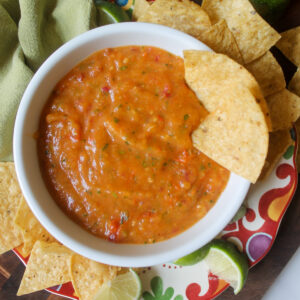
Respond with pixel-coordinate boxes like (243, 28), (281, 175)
(283, 145), (294, 159)
(143, 276), (183, 300)
(174, 296), (184, 300)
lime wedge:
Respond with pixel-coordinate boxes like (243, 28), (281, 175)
(249, 0), (290, 24)
(204, 239), (249, 294)
(93, 269), (142, 300)
(95, 0), (130, 25)
(173, 243), (211, 266)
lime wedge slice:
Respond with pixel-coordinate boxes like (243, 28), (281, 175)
(95, 0), (130, 25)
(204, 239), (249, 294)
(173, 243), (211, 266)
(93, 269), (142, 300)
(249, 0), (290, 24)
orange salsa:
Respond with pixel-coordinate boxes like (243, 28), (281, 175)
(38, 46), (229, 244)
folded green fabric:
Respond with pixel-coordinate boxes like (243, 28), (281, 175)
(19, 0), (97, 71)
(0, 4), (33, 161)
(0, 0), (20, 23)
(0, 0), (97, 161)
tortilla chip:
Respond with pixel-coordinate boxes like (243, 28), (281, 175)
(260, 130), (293, 179)
(245, 51), (286, 97)
(0, 162), (23, 254)
(288, 68), (300, 97)
(196, 19), (243, 64)
(184, 50), (272, 130)
(133, 0), (150, 21)
(294, 118), (300, 171)
(202, 0), (281, 63)
(14, 197), (56, 257)
(276, 26), (300, 66)
(184, 51), (269, 182)
(17, 241), (72, 295)
(266, 89), (300, 131)
(138, 0), (211, 37)
(70, 254), (119, 300)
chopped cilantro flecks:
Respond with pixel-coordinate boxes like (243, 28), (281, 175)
(102, 143), (109, 151)
(184, 114), (189, 121)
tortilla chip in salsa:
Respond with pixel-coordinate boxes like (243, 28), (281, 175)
(184, 51), (269, 183)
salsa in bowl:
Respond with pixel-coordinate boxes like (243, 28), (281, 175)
(14, 23), (250, 267)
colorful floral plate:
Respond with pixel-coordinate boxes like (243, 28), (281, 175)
(13, 128), (298, 299)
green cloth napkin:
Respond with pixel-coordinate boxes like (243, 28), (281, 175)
(0, 0), (97, 161)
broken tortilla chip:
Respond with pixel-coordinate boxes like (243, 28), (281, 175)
(14, 197), (56, 257)
(276, 26), (300, 66)
(184, 51), (269, 183)
(184, 50), (271, 130)
(245, 51), (286, 97)
(70, 254), (119, 300)
(288, 68), (300, 97)
(138, 0), (211, 37)
(196, 19), (243, 64)
(133, 0), (150, 21)
(202, 0), (281, 63)
(17, 241), (72, 295)
(260, 130), (293, 180)
(0, 162), (23, 254)
(266, 89), (300, 131)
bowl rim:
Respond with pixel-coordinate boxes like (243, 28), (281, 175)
(13, 22), (250, 267)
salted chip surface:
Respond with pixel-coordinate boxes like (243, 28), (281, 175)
(192, 94), (268, 183)
(138, 0), (211, 37)
(184, 51), (268, 182)
(14, 197), (56, 257)
(260, 130), (292, 180)
(202, 0), (281, 63)
(133, 0), (150, 21)
(17, 241), (72, 295)
(276, 26), (300, 66)
(70, 254), (119, 300)
(288, 68), (300, 97)
(0, 162), (23, 254)
(266, 89), (300, 131)
(245, 51), (286, 97)
(196, 19), (243, 64)
(184, 50), (271, 130)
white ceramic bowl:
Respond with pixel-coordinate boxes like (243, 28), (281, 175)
(13, 22), (250, 267)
